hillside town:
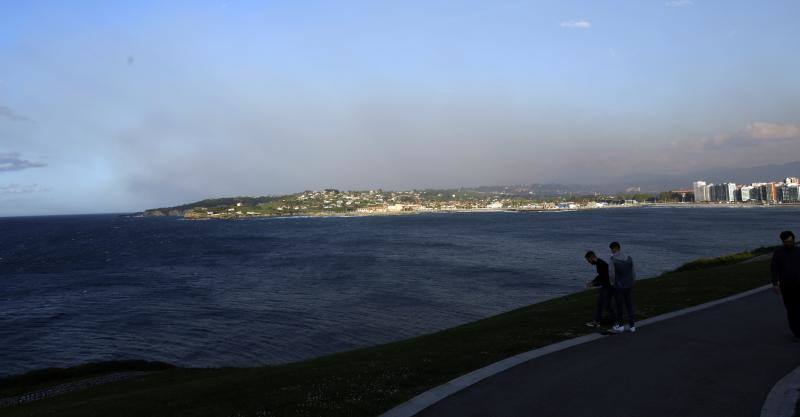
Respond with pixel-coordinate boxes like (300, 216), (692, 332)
(142, 175), (800, 219)
(161, 188), (619, 219)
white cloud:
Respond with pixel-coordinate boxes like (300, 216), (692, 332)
(692, 122), (800, 149)
(560, 20), (591, 29)
(0, 104), (28, 122)
(743, 122), (800, 141)
(0, 184), (49, 194)
(0, 152), (46, 172)
(666, 0), (694, 7)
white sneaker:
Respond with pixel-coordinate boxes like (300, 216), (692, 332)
(628, 326), (637, 333)
(585, 321), (600, 328)
(610, 324), (624, 333)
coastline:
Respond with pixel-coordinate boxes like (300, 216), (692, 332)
(169, 201), (800, 221)
(1, 247), (776, 417)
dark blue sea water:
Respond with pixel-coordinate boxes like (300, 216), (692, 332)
(1, 206), (797, 377)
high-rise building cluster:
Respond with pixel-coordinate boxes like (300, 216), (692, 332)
(692, 178), (800, 203)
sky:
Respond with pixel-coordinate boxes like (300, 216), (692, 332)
(1, 0), (799, 215)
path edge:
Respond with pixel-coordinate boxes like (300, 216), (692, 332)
(762, 365), (800, 417)
(379, 284), (771, 417)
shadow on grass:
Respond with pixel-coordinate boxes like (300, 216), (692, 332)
(0, 361), (174, 399)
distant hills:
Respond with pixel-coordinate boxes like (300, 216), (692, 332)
(142, 184), (608, 216)
(143, 196), (284, 216)
(602, 161), (800, 192)
(143, 161), (800, 215)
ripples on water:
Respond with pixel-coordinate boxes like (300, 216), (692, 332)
(0, 206), (797, 376)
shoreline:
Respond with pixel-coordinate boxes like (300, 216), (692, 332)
(172, 202), (800, 221)
(1, 247), (777, 416)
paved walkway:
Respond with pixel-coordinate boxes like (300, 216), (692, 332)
(416, 289), (800, 417)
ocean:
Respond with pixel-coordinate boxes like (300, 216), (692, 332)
(1, 206), (796, 376)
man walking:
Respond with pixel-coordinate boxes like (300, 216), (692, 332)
(609, 242), (636, 333)
(771, 230), (800, 339)
(584, 251), (616, 328)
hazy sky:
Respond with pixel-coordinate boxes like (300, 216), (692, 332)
(1, 1), (799, 215)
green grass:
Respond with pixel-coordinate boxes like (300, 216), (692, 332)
(2, 252), (774, 417)
(672, 246), (775, 272)
(0, 360), (173, 399)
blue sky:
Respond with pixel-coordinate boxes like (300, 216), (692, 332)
(1, 0), (799, 215)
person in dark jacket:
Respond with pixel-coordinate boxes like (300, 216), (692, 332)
(585, 251), (617, 328)
(771, 230), (800, 338)
(608, 241), (636, 333)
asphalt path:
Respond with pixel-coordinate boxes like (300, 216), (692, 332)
(416, 289), (800, 417)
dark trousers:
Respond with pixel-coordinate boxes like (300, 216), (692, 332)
(780, 282), (800, 338)
(615, 287), (635, 327)
(594, 286), (617, 323)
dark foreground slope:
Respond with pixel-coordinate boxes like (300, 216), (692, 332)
(1, 249), (775, 417)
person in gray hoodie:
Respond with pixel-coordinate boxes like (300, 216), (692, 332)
(608, 241), (636, 333)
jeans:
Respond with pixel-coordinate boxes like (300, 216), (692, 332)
(594, 286), (617, 323)
(615, 287), (635, 327)
(780, 281), (800, 338)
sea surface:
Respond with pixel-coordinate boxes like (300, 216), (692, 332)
(1, 206), (797, 377)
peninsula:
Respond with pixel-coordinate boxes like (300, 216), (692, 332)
(140, 185), (682, 219)
(143, 174), (800, 220)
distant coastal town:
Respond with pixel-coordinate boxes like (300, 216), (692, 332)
(141, 176), (800, 219)
(692, 177), (800, 204)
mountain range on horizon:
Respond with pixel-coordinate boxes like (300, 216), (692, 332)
(598, 160), (800, 193)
